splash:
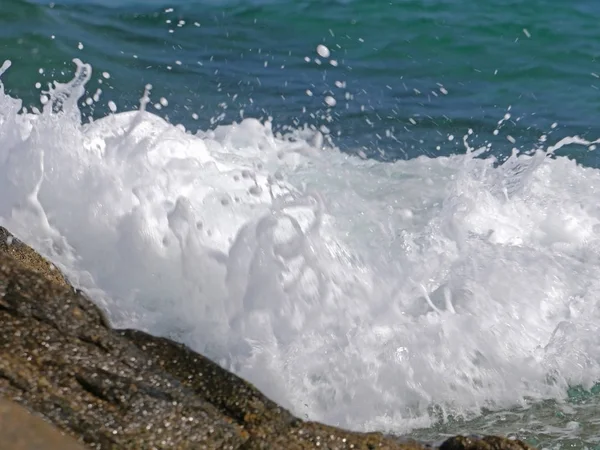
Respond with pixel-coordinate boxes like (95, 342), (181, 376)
(2, 60), (600, 434)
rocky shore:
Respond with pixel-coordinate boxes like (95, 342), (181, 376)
(0, 226), (536, 450)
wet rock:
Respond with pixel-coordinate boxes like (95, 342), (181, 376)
(0, 226), (69, 288)
(440, 436), (533, 450)
(0, 226), (538, 450)
(0, 253), (245, 448)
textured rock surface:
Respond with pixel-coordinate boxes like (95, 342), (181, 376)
(0, 226), (69, 289)
(0, 226), (538, 450)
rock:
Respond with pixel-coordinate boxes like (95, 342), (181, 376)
(440, 436), (531, 450)
(0, 226), (70, 289)
(0, 397), (87, 450)
(0, 226), (538, 450)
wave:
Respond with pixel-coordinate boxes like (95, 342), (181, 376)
(1, 58), (600, 434)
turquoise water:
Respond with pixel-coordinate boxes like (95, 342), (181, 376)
(3, 1), (600, 449)
(4, 0), (600, 162)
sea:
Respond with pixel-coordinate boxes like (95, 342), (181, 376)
(2, 0), (600, 448)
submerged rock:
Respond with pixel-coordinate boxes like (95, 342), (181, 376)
(0, 226), (537, 450)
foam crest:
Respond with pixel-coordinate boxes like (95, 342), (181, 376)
(1, 60), (600, 434)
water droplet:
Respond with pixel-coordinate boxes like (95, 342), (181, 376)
(316, 44), (330, 58)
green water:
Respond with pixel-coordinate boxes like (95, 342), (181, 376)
(412, 386), (600, 449)
(3, 0), (600, 161)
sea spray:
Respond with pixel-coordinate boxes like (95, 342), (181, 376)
(1, 60), (600, 435)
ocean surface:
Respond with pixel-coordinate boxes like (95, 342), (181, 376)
(2, 0), (600, 448)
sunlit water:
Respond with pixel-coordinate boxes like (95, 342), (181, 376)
(1, 56), (600, 449)
(4, 0), (600, 447)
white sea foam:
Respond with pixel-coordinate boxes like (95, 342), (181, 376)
(1, 59), (600, 434)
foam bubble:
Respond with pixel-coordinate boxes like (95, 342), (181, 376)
(317, 44), (330, 58)
(1, 60), (600, 435)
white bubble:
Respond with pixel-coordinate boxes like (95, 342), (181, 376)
(108, 101), (117, 113)
(400, 209), (413, 219)
(324, 96), (336, 107)
(160, 97), (169, 107)
(317, 44), (331, 58)
(316, 44), (330, 58)
(102, 72), (110, 79)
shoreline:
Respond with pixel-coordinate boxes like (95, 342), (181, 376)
(0, 225), (535, 450)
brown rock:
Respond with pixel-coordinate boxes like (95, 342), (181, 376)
(0, 396), (86, 450)
(440, 436), (532, 450)
(0, 226), (69, 288)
